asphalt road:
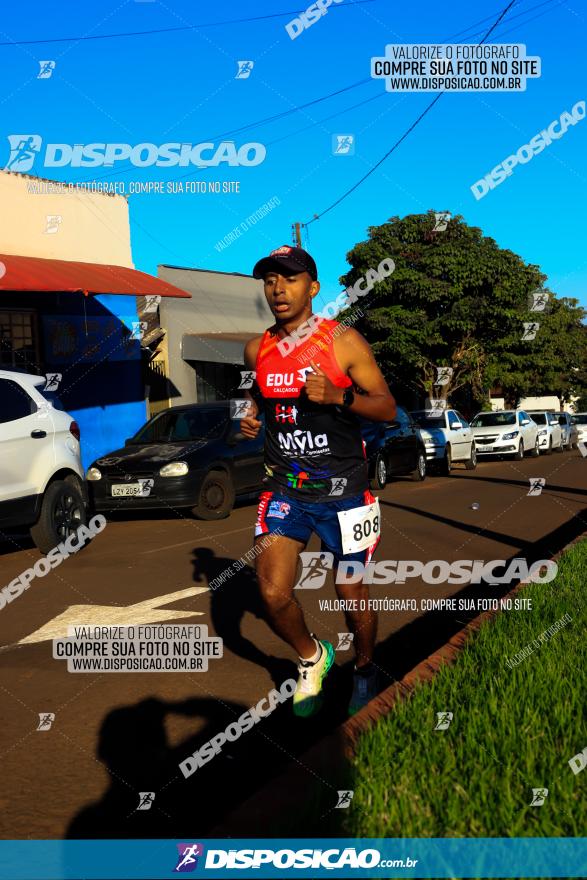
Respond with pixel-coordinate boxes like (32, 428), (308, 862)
(0, 450), (585, 839)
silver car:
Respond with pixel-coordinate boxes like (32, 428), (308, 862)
(526, 411), (564, 454)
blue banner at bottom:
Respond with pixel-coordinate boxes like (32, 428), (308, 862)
(0, 838), (585, 879)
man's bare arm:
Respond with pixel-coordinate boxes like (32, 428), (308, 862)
(240, 336), (263, 436)
(334, 328), (396, 422)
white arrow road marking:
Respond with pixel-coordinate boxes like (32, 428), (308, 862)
(14, 587), (209, 646)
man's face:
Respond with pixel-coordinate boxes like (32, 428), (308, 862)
(263, 270), (319, 322)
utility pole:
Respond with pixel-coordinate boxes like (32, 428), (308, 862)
(291, 222), (302, 247)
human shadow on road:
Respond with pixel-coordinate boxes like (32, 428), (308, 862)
(191, 547), (297, 690)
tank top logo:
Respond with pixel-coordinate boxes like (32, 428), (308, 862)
(278, 429), (330, 457)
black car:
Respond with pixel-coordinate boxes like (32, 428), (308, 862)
(361, 407), (427, 489)
(86, 402), (265, 520)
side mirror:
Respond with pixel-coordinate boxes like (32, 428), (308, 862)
(450, 423), (461, 430)
(521, 419), (529, 426)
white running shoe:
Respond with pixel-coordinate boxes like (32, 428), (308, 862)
(293, 638), (335, 718)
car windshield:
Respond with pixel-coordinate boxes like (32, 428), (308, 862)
(132, 409), (229, 442)
(471, 412), (515, 427)
(571, 414), (587, 424)
(410, 411), (445, 427)
(529, 413), (546, 425)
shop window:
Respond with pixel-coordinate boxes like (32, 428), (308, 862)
(0, 310), (40, 372)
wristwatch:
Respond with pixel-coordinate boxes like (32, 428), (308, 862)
(341, 387), (355, 408)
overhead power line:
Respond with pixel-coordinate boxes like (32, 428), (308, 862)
(303, 0), (520, 226)
(0, 1), (377, 47)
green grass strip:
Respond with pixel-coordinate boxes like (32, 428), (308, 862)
(346, 539), (587, 839)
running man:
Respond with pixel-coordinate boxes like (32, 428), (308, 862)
(240, 245), (396, 716)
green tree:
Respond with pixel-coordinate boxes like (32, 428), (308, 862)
(340, 212), (586, 410)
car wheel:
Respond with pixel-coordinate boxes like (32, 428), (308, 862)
(192, 470), (235, 520)
(464, 444), (477, 470)
(440, 445), (452, 476)
(530, 436), (540, 457)
(544, 436), (553, 455)
(371, 453), (388, 490)
(30, 478), (87, 555)
(410, 451), (427, 481)
(513, 439), (524, 461)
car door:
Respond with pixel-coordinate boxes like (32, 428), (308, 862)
(548, 413), (562, 446)
(447, 410), (467, 460)
(0, 378), (49, 504)
(388, 407), (414, 471)
(455, 411), (474, 459)
(517, 411), (532, 448)
(382, 412), (404, 474)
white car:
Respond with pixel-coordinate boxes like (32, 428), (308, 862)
(571, 413), (587, 446)
(470, 410), (540, 459)
(0, 370), (87, 553)
(526, 411), (564, 454)
(410, 409), (477, 474)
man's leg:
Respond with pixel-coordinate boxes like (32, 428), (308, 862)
(332, 568), (377, 668)
(254, 534), (316, 659)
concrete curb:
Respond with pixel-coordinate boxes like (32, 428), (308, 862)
(211, 532), (585, 836)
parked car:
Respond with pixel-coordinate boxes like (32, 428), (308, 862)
(470, 410), (540, 459)
(557, 412), (579, 450)
(361, 407), (427, 489)
(410, 408), (477, 474)
(526, 411), (564, 454)
(0, 369), (87, 553)
(87, 402), (265, 520)
(571, 413), (587, 446)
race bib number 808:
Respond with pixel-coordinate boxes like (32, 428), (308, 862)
(337, 497), (381, 555)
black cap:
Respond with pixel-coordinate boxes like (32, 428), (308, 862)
(253, 245), (318, 281)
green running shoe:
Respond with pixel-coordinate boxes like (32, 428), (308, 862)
(293, 639), (335, 718)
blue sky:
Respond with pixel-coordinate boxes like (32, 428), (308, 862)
(1, 0), (586, 310)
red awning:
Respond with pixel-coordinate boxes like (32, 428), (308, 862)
(0, 253), (191, 298)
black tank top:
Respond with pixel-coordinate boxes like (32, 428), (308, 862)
(255, 319), (368, 501)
